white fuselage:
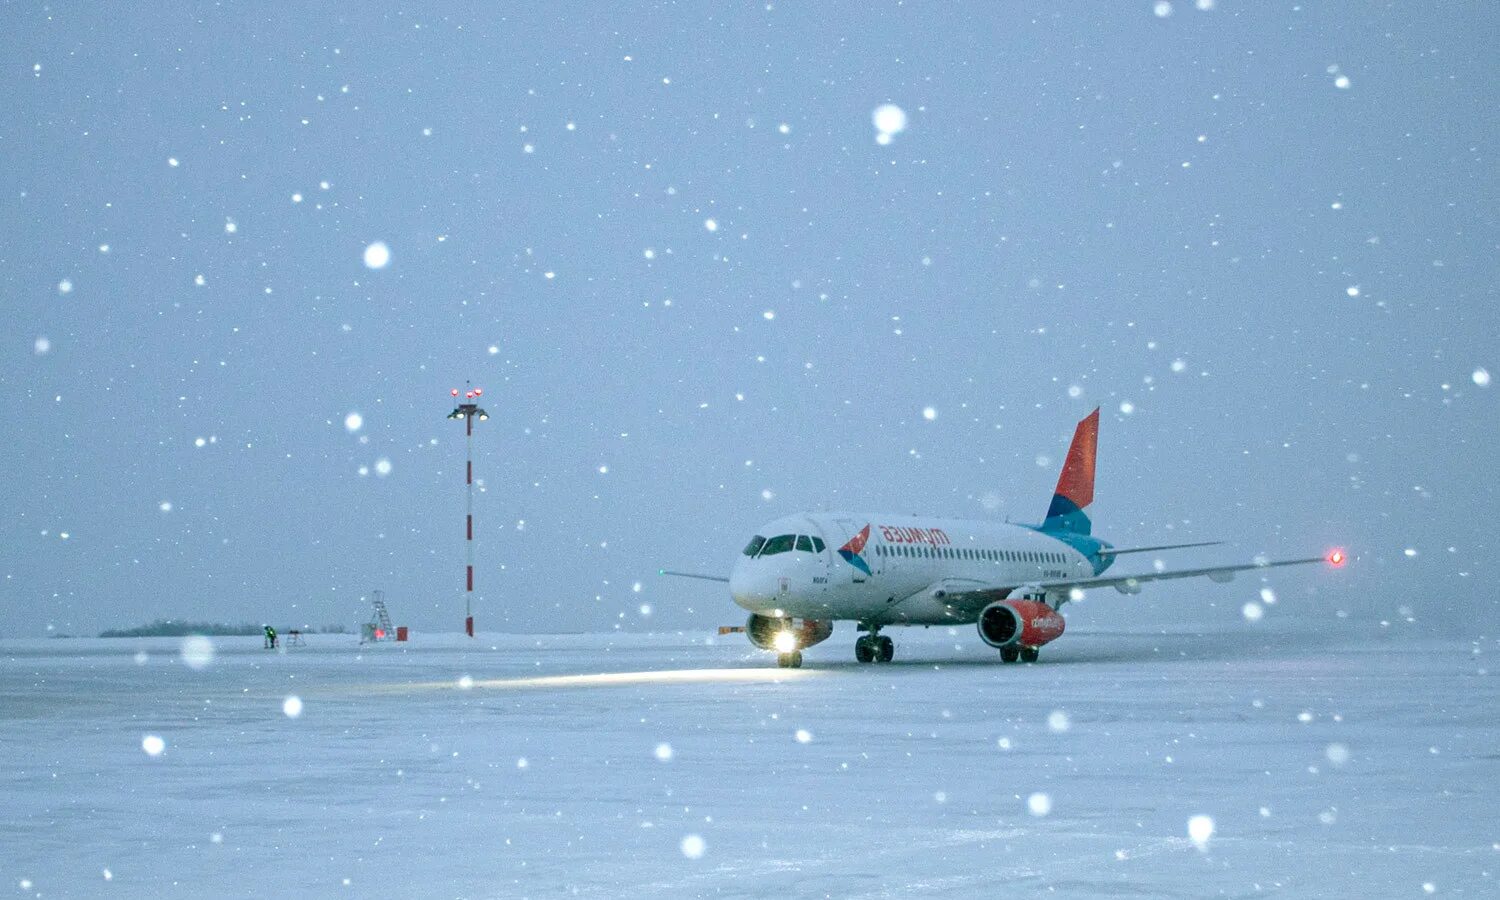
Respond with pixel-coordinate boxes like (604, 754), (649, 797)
(729, 512), (1098, 626)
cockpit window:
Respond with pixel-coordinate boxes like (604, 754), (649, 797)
(794, 535), (814, 553)
(811, 536), (826, 553)
(743, 535), (766, 556)
(759, 534), (797, 556)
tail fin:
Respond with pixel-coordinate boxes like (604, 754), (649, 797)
(1042, 408), (1099, 534)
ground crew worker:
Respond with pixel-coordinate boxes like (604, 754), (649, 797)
(264, 625), (277, 649)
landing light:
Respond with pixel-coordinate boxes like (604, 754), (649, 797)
(773, 631), (798, 653)
(1327, 549), (1347, 567)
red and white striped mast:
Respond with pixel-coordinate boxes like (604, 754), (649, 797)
(447, 385), (488, 636)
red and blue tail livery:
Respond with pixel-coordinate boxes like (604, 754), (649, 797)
(838, 524), (872, 575)
(1042, 407), (1098, 535)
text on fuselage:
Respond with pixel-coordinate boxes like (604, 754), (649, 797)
(879, 525), (952, 546)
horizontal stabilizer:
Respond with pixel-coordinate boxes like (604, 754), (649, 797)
(1098, 541), (1223, 556)
(660, 570), (730, 583)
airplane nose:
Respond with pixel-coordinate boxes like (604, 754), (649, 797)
(730, 561), (777, 611)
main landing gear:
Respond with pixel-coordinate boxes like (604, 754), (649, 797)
(854, 630), (895, 664)
(1000, 646), (1040, 664)
(776, 651), (804, 668)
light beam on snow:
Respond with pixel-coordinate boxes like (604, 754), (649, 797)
(363, 667), (825, 694)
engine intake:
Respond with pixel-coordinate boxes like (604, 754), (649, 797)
(977, 600), (1065, 649)
(746, 614), (833, 651)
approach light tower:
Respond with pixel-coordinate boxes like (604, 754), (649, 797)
(447, 386), (489, 636)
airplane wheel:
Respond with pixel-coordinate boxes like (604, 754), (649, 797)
(777, 651), (803, 669)
(1000, 646), (1020, 663)
(1019, 647), (1039, 663)
(854, 636), (875, 663)
(876, 636), (895, 663)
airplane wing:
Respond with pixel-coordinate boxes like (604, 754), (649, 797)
(1096, 540), (1223, 556)
(659, 570), (730, 584)
(1040, 555), (1332, 595)
(936, 553), (1341, 614)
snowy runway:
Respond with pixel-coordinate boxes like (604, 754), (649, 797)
(3, 628), (1496, 897)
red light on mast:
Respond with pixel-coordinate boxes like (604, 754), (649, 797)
(473, 388), (483, 396)
(1327, 549), (1347, 567)
(450, 388), (460, 397)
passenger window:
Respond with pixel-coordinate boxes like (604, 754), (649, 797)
(795, 535), (813, 553)
(759, 534), (796, 556)
(743, 535), (766, 556)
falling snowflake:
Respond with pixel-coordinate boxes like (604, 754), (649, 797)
(363, 241), (391, 269)
(180, 635), (214, 670)
(1188, 814), (1214, 848)
(872, 103), (907, 142)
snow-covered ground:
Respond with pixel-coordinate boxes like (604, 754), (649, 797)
(3, 627), (1496, 897)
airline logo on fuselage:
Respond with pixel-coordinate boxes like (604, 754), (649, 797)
(878, 525), (952, 546)
(838, 525), (873, 575)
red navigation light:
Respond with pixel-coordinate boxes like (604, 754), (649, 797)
(450, 388), (460, 397)
(374, 628), (385, 639)
(465, 391), (475, 399)
(1327, 549), (1346, 567)
(473, 388), (483, 396)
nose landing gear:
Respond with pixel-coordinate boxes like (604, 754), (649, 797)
(776, 651), (804, 668)
(999, 646), (1040, 663)
(854, 630), (895, 664)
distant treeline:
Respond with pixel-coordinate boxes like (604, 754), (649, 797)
(98, 620), (349, 638)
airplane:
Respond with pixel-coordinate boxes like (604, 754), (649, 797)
(664, 408), (1346, 668)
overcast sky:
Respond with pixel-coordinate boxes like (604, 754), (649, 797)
(2, 3), (1494, 637)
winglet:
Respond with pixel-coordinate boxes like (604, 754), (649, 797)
(1043, 408), (1099, 534)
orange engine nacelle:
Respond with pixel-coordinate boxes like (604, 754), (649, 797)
(746, 614), (834, 651)
(977, 600), (1065, 649)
